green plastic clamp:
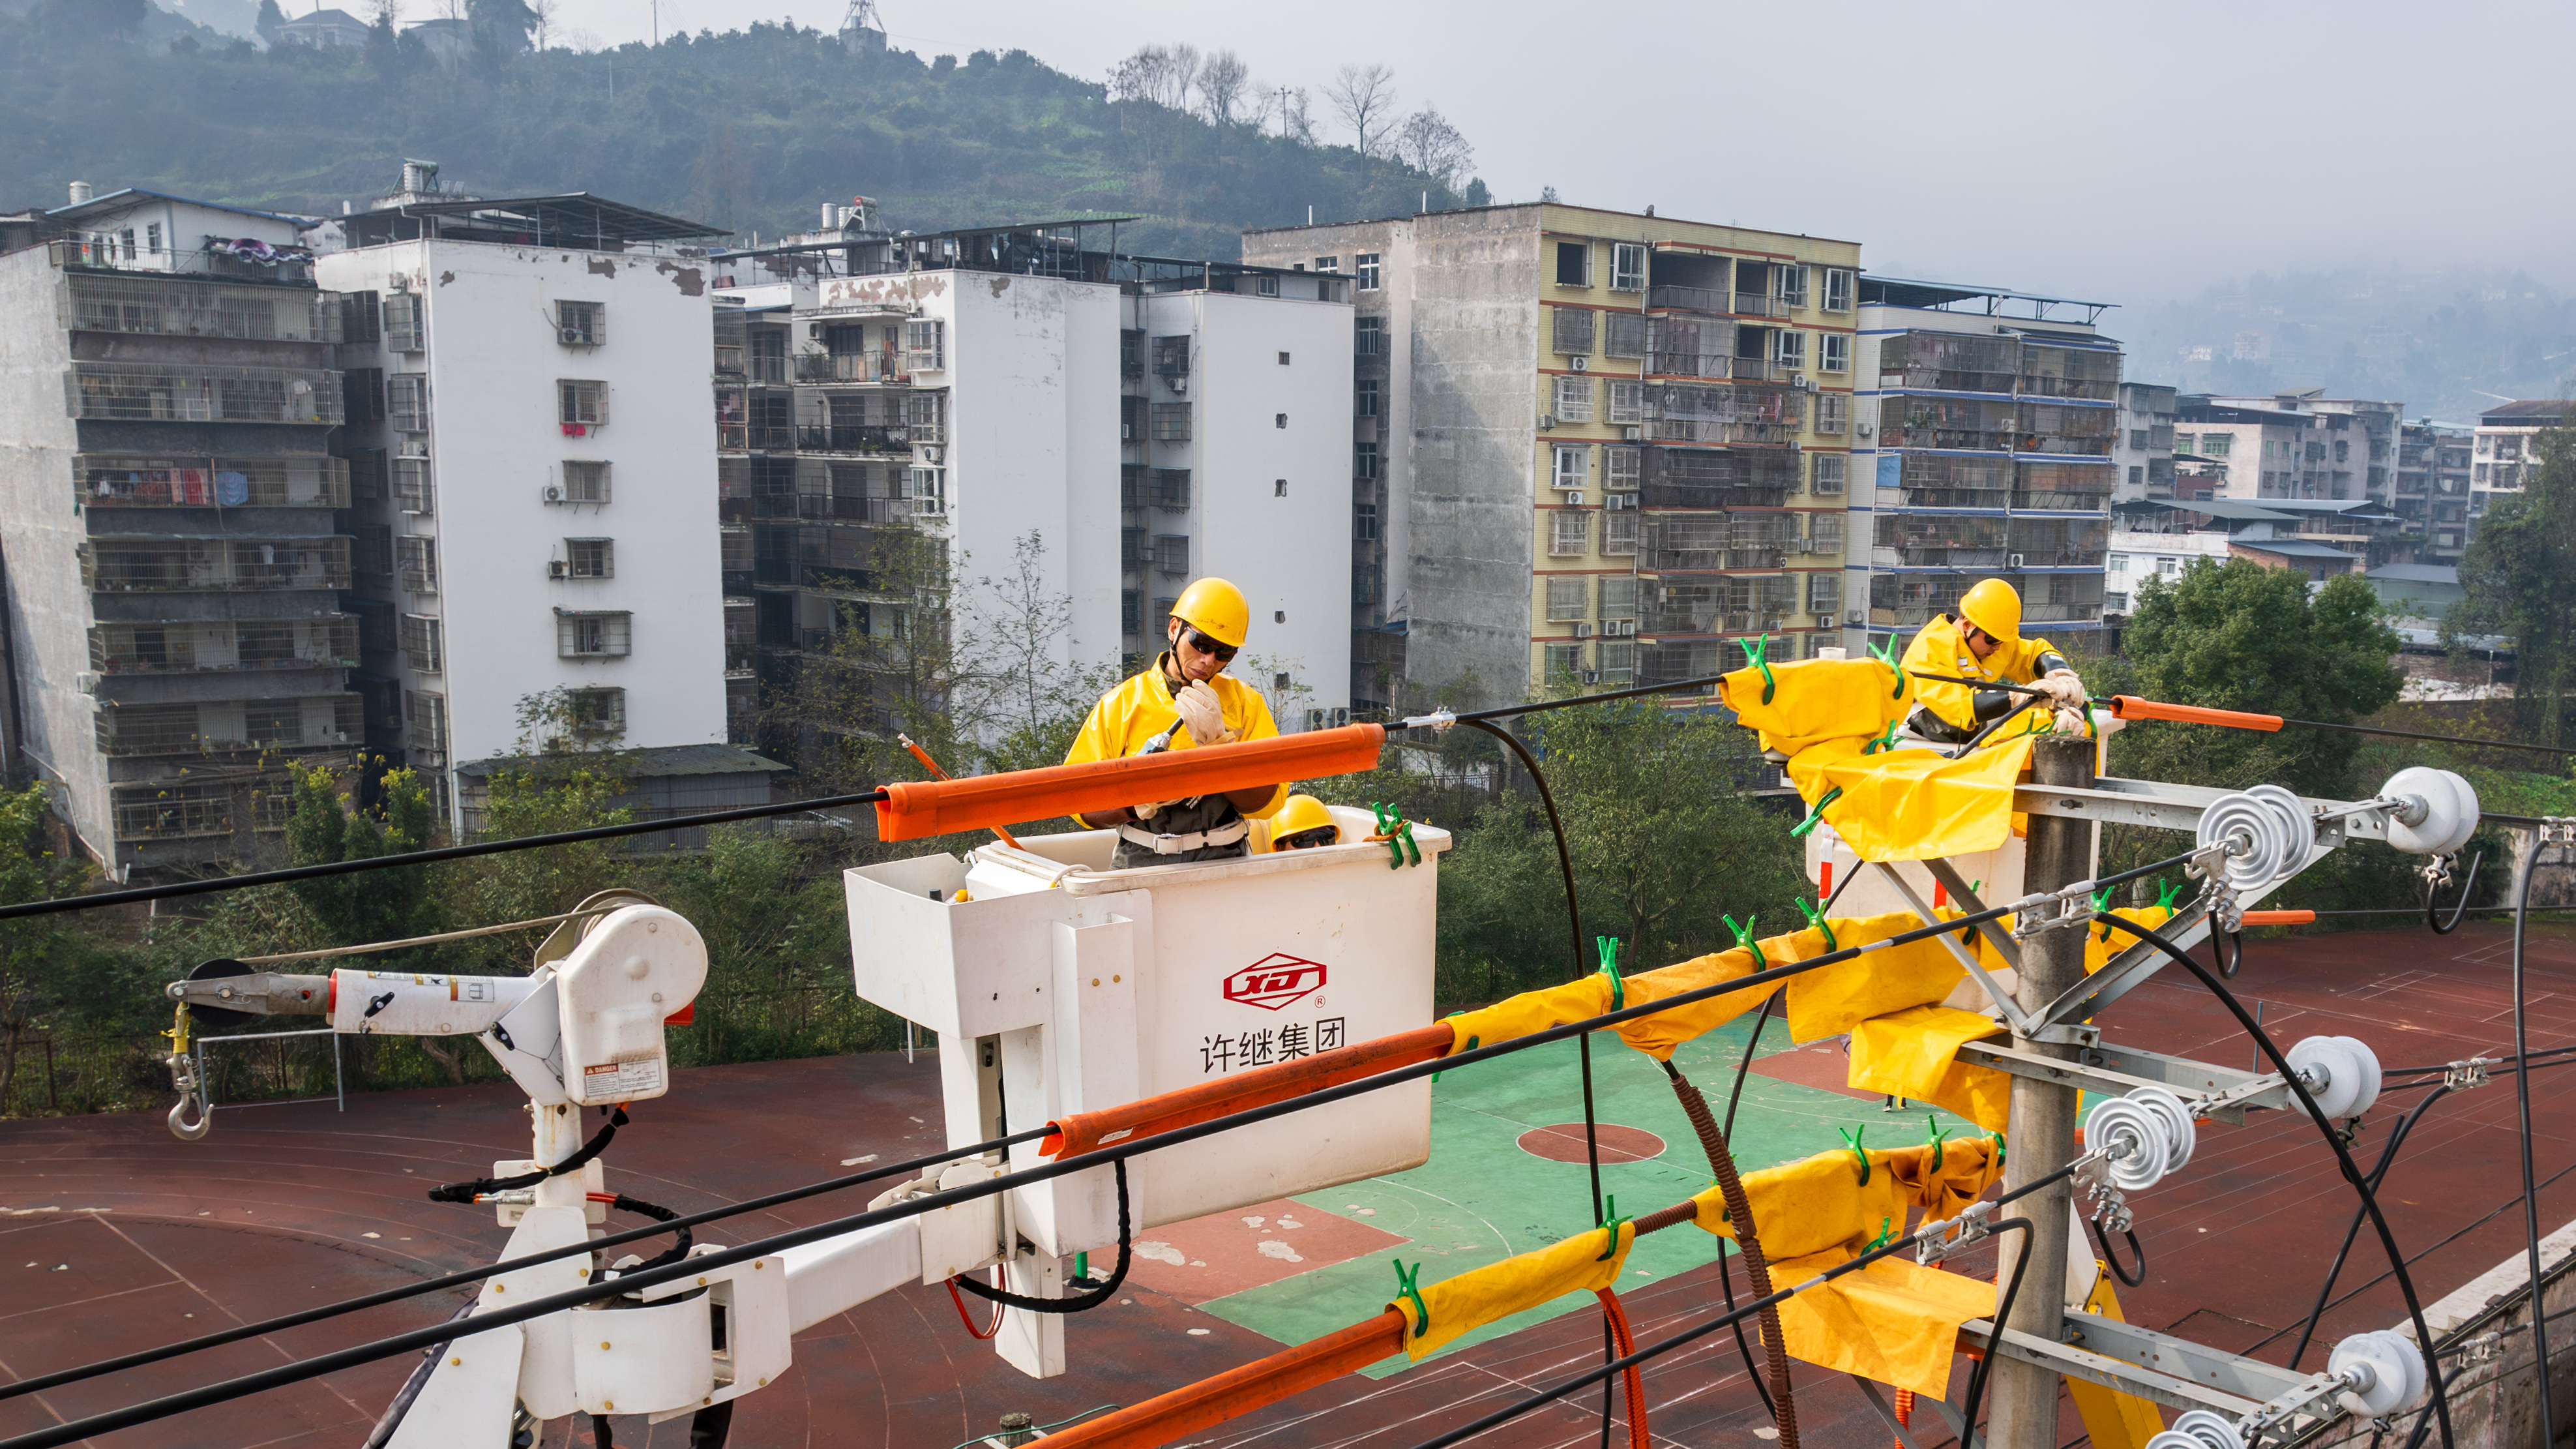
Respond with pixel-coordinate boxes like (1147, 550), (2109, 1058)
(2092, 886), (2116, 942)
(1393, 1257), (1431, 1338)
(1862, 717), (1906, 755)
(1789, 784), (1843, 839)
(1596, 936), (1624, 1010)
(1740, 633), (1777, 705)
(1432, 1013), (1474, 1083)
(1369, 801), (1421, 869)
(2156, 876), (2181, 912)
(1839, 1124), (1871, 1184)
(1074, 1250), (1089, 1284)
(1794, 895), (1839, 953)
(1868, 635), (1908, 699)
(1925, 1114), (1950, 1172)
(1989, 1129), (2006, 1163)
(1596, 1195), (1632, 1261)
(1724, 914), (1766, 971)
(1865, 1215), (1895, 1253)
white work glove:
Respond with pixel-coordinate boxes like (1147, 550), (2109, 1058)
(2052, 706), (2092, 736)
(1173, 680), (1230, 747)
(1131, 799), (1176, 822)
(2034, 670), (2088, 707)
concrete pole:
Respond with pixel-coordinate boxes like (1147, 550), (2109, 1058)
(1983, 735), (2097, 1449)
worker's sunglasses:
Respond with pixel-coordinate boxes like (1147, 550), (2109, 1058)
(1277, 826), (1339, 850)
(1177, 625), (1237, 663)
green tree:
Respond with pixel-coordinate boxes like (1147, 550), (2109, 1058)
(0, 784), (115, 1111)
(2450, 417), (2576, 745)
(280, 762), (439, 947)
(254, 0), (284, 42)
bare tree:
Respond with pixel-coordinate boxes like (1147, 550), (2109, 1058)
(1199, 48), (1250, 125)
(527, 0), (555, 48)
(1107, 42), (1199, 111)
(1325, 63), (1399, 157)
(1278, 85), (1317, 145)
(1394, 106), (1475, 190)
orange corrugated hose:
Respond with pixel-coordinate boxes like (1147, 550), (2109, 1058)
(1893, 1386), (1914, 1448)
(1595, 1287), (1650, 1449)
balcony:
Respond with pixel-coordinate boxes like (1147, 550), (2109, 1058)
(67, 362), (341, 425)
(82, 535), (351, 593)
(59, 271), (340, 343)
(89, 616), (358, 674)
(795, 424), (910, 455)
(95, 694), (363, 757)
(112, 778), (293, 843)
(795, 494), (906, 524)
(1734, 293), (1790, 320)
(1646, 351), (1733, 380)
(76, 454), (349, 509)
(1874, 515), (2006, 569)
(1878, 367), (2017, 396)
(747, 354), (790, 385)
(52, 237), (316, 288)
(1647, 284), (1731, 315)
(795, 351), (910, 385)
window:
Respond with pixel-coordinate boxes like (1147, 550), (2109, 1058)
(1807, 572), (1841, 616)
(565, 687), (625, 739)
(1355, 503), (1380, 541)
(904, 319), (945, 371)
(145, 222), (162, 254)
(1597, 640), (1636, 685)
(1810, 454), (1846, 496)
(1355, 252), (1382, 290)
(1819, 334), (1849, 374)
(1603, 512), (1639, 556)
(1552, 445), (1590, 488)
(565, 538), (614, 579)
(906, 466), (946, 515)
(1256, 275), (1280, 297)
(383, 292), (423, 351)
(1278, 351), (1292, 365)
(1314, 256), (1339, 273)
(396, 535), (437, 593)
(2157, 557), (2180, 575)
(1275, 479), (1288, 497)
(555, 300), (604, 346)
(1607, 381), (1646, 425)
(2106, 591), (2129, 612)
(1605, 447), (1641, 490)
(1154, 533), (1191, 575)
(344, 367), (386, 424)
(562, 460), (610, 503)
(1814, 393), (1848, 436)
(1153, 335), (1191, 377)
(1779, 265), (1810, 308)
(1823, 268), (1854, 314)
(118, 228), (135, 261)
(2129, 428), (2149, 451)
(1773, 330), (1807, 370)
(1555, 242), (1591, 287)
(392, 456), (433, 514)
(1149, 468), (1191, 510)
(1553, 374), (1594, 423)
(389, 374), (429, 433)
(1357, 376), (1383, 419)
(905, 391), (945, 442)
(1551, 307), (1595, 356)
(1545, 642), (1584, 679)
(1549, 511), (1590, 556)
(1604, 312), (1646, 359)
(1546, 577), (1587, 621)
(2173, 432), (2196, 454)
(556, 610), (632, 659)
(1355, 441), (1382, 481)
(2202, 433), (2231, 458)
(559, 379), (608, 428)
(1151, 402), (1192, 441)
(406, 691), (447, 755)
(341, 291), (381, 344)
(2108, 552), (2129, 573)
(1355, 315), (1386, 356)
(1610, 243), (1646, 292)
(400, 614), (442, 672)
(1599, 576), (1636, 618)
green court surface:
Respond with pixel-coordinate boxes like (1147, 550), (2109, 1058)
(1192, 1018), (1989, 1376)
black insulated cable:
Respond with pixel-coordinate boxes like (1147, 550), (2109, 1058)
(429, 1106), (630, 1204)
(2508, 832), (2556, 1446)
(2287, 1084), (2452, 1370)
(2428, 848), (2483, 935)
(951, 1159), (1132, 1313)
(2088, 1214), (2148, 1289)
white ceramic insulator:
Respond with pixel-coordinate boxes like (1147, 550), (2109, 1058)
(2288, 1035), (2380, 1119)
(2198, 789), (2303, 890)
(2329, 1329), (2427, 1415)
(2145, 1409), (2247, 1449)
(2087, 1091), (2182, 1191)
(2382, 767), (2480, 856)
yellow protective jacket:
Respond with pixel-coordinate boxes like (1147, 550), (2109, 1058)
(1899, 614), (2070, 743)
(1060, 655), (1286, 823)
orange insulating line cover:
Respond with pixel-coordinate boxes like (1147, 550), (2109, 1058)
(2240, 909), (2316, 925)
(900, 736), (1020, 849)
(2109, 695), (2284, 732)
(1041, 1311), (1406, 1449)
(1043, 1022), (1457, 1158)
(873, 724), (1387, 842)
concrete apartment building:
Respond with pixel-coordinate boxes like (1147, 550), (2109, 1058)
(2202, 390), (2403, 505)
(2395, 419), (2472, 561)
(311, 167), (762, 828)
(1242, 203), (1862, 712)
(1852, 279), (2120, 653)
(0, 186), (350, 877)
(2110, 382), (2177, 502)
(711, 213), (1354, 741)
(2468, 400), (2566, 537)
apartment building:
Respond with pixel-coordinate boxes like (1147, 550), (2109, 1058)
(0, 187), (351, 876)
(313, 170), (756, 826)
(2469, 400), (2567, 535)
(711, 214), (1353, 744)
(2110, 382), (2177, 501)
(2203, 390), (2403, 505)
(1853, 278), (2120, 653)
(2172, 399), (2322, 503)
(2395, 419), (2472, 560)
(1243, 204), (1861, 713)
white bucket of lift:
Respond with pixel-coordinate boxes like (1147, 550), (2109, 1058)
(845, 805), (1450, 1260)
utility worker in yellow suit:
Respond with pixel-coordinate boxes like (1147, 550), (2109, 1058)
(1063, 577), (1287, 869)
(1899, 577), (2088, 745)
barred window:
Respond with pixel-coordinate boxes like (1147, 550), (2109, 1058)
(1807, 572), (1841, 616)
(1150, 402), (1192, 441)
(1596, 640), (1636, 685)
(396, 535), (437, 593)
(559, 379), (608, 426)
(1814, 393), (1849, 437)
(400, 613), (442, 671)
(904, 319), (945, 371)
(388, 374), (428, 433)
(1551, 306), (1595, 356)
(556, 300), (605, 346)
(565, 538), (614, 579)
(392, 456), (433, 514)
(1548, 511), (1590, 556)
(1808, 512), (1844, 553)
(1545, 642), (1584, 679)
(1552, 445), (1591, 489)
(383, 291), (424, 351)
(1546, 576), (1588, 621)
(565, 687), (625, 739)
(1603, 512), (1639, 556)
(1598, 575), (1637, 618)
(1154, 534), (1191, 575)
(1604, 311), (1646, 359)
(1605, 447), (1642, 490)
(1607, 381), (1646, 425)
(556, 610), (632, 659)
(1553, 374), (1594, 423)
(563, 460), (610, 503)
(1811, 454), (1847, 496)
(405, 690), (447, 754)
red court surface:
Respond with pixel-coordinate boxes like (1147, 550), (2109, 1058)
(8, 919), (2576, 1447)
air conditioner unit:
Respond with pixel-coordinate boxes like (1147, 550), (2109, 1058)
(559, 327), (590, 346)
(1333, 707), (1350, 728)
(74, 671), (98, 695)
(1539, 414), (1558, 430)
(1856, 423), (1874, 438)
(1792, 375), (1812, 390)
(1622, 426), (1644, 441)
(548, 560), (569, 578)
(1565, 491), (1585, 506)
(922, 445), (943, 464)
(1307, 708), (1326, 730)
(1580, 670), (1599, 683)
(2007, 552), (2026, 569)
(543, 485), (563, 502)
(1571, 623), (1594, 638)
(1570, 356), (1588, 372)
(1606, 494), (1636, 510)
(1605, 619), (1638, 636)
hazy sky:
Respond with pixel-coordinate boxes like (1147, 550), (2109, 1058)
(535, 0), (2576, 306)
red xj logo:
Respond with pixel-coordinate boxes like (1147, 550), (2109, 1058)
(1224, 954), (1327, 1011)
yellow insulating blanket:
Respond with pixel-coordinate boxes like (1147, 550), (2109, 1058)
(1691, 1139), (2007, 1258)
(1788, 732), (2041, 863)
(1442, 973), (1615, 1057)
(1720, 657), (1912, 757)
(1389, 1220), (1635, 1360)
(1602, 912), (1973, 1060)
(1762, 1246), (1997, 1397)
(1848, 1006), (2013, 1133)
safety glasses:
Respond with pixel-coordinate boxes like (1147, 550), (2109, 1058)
(1179, 626), (1237, 664)
(1277, 826), (1339, 850)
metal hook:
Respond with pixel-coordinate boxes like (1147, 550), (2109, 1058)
(2427, 848), (2483, 936)
(166, 1054), (211, 1141)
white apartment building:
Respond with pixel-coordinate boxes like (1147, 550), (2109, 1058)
(2203, 391), (2402, 505)
(2469, 400), (2566, 535)
(2110, 382), (2176, 501)
(711, 217), (1352, 747)
(314, 174), (752, 824)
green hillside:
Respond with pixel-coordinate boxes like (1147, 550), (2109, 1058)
(0, 7), (1473, 256)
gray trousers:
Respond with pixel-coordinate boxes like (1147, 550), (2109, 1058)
(1110, 794), (1251, 869)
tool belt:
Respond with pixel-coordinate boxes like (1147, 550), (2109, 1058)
(1116, 818), (1251, 856)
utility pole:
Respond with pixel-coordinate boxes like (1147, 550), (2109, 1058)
(1983, 734), (2096, 1448)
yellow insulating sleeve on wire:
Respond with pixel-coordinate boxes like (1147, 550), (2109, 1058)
(2084, 905), (2174, 974)
(1442, 972), (1614, 1055)
(1692, 1148), (1912, 1262)
(1390, 1219), (1635, 1361)
(1766, 1245), (2000, 1398)
(1848, 1005), (2014, 1133)
(1784, 732), (2040, 864)
(1876, 1134), (2006, 1217)
(1612, 925), (1817, 1062)
(1783, 910), (1970, 1043)
(1720, 657), (1914, 758)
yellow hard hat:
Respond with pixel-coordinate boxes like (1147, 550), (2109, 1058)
(1957, 578), (2023, 648)
(1269, 794), (1338, 848)
(1171, 577), (1252, 648)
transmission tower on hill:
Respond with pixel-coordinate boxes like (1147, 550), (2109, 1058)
(840, 0), (887, 52)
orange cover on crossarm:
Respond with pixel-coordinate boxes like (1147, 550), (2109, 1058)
(873, 724), (1386, 841)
